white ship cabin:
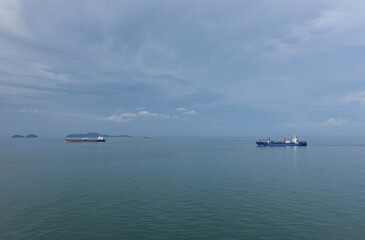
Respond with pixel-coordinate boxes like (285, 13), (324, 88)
(98, 136), (104, 140)
(258, 137), (271, 143)
(284, 135), (299, 143)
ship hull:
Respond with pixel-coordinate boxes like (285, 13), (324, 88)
(65, 139), (105, 142)
(256, 142), (307, 146)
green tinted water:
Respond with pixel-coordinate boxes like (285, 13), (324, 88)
(1, 137), (364, 239)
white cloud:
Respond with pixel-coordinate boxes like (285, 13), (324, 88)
(100, 110), (171, 123)
(317, 117), (348, 126)
(137, 110), (170, 118)
(138, 110), (153, 116)
(176, 107), (197, 115)
(183, 110), (197, 115)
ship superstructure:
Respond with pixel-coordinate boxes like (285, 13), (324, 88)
(65, 136), (106, 142)
(256, 135), (307, 146)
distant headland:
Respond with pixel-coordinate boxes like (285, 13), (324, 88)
(11, 134), (39, 138)
(66, 132), (132, 138)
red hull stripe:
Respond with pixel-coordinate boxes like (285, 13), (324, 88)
(65, 140), (105, 142)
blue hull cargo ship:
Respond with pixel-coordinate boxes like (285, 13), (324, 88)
(256, 135), (307, 146)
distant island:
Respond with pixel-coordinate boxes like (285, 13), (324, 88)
(66, 132), (132, 138)
(12, 134), (39, 138)
(26, 134), (38, 138)
(12, 135), (24, 138)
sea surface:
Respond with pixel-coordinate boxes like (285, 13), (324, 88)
(0, 137), (364, 240)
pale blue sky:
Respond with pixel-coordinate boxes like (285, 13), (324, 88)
(1, 0), (365, 137)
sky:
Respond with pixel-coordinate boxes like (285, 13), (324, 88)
(1, 0), (365, 137)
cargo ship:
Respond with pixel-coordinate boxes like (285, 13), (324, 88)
(256, 135), (307, 146)
(65, 136), (105, 142)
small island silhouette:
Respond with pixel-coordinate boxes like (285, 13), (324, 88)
(12, 134), (39, 138)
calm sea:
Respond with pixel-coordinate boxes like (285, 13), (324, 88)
(0, 137), (364, 240)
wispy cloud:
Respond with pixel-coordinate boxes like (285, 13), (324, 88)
(0, 0), (24, 35)
(269, 1), (365, 58)
(1, 1), (365, 136)
(176, 107), (197, 115)
(100, 110), (171, 123)
(0, 61), (69, 85)
(312, 117), (364, 127)
(342, 91), (365, 105)
(137, 110), (169, 118)
(51, 111), (96, 119)
(0, 85), (44, 96)
(183, 110), (197, 115)
(17, 108), (39, 113)
(176, 107), (188, 112)
(318, 117), (348, 126)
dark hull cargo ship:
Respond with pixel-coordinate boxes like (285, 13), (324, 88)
(256, 135), (307, 146)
